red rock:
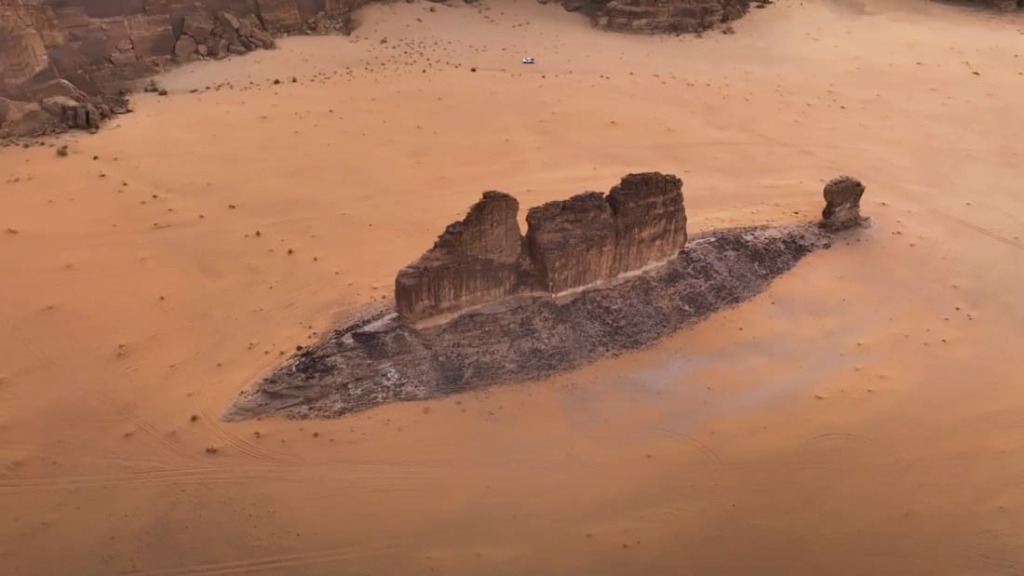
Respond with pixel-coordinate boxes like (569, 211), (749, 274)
(174, 34), (198, 60)
(526, 192), (617, 293)
(607, 172), (687, 274)
(254, 0), (303, 32)
(395, 191), (525, 322)
(820, 175), (866, 230)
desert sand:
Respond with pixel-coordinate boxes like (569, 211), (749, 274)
(2, 0), (1024, 574)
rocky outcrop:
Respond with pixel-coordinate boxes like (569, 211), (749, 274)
(554, 0), (762, 33)
(820, 175), (866, 231)
(228, 224), (832, 421)
(0, 0), (772, 138)
(395, 191), (529, 321)
(609, 172), (687, 272)
(0, 0), (359, 138)
(970, 0), (1022, 9)
(395, 172), (687, 321)
(227, 173), (865, 420)
(527, 192), (618, 292)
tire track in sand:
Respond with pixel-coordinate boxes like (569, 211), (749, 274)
(117, 543), (399, 576)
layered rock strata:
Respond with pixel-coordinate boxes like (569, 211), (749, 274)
(0, 0), (364, 138)
(0, 0), (773, 138)
(226, 174), (867, 421)
(395, 172), (687, 322)
(394, 191), (530, 321)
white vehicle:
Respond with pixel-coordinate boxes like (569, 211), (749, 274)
(522, 56), (535, 64)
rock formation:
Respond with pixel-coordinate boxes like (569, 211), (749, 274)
(971, 0), (1022, 9)
(0, 0), (363, 138)
(395, 191), (530, 321)
(552, 0), (766, 33)
(0, 0), (773, 139)
(396, 172), (687, 322)
(226, 173), (866, 421)
(820, 175), (866, 231)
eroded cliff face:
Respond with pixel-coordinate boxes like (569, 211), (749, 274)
(0, 0), (365, 137)
(0, 0), (769, 138)
(395, 172), (687, 322)
(394, 191), (531, 321)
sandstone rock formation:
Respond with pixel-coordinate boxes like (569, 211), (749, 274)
(0, 0), (361, 138)
(527, 192), (618, 292)
(395, 191), (529, 321)
(971, 0), (1022, 9)
(820, 175), (866, 231)
(228, 172), (865, 420)
(0, 0), (772, 138)
(395, 172), (687, 321)
(554, 0), (763, 33)
(229, 224), (832, 420)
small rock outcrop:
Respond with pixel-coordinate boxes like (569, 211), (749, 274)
(820, 175), (866, 231)
(396, 172), (687, 321)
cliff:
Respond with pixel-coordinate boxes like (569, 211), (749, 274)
(0, 0), (366, 138)
(395, 172), (687, 322)
(0, 0), (768, 138)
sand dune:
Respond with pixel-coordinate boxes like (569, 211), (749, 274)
(2, 0), (1024, 574)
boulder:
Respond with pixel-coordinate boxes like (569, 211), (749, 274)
(255, 0), (304, 32)
(23, 78), (87, 102)
(40, 95), (80, 117)
(127, 14), (176, 58)
(174, 34), (198, 60)
(217, 11), (242, 32)
(109, 38), (138, 65)
(0, 100), (60, 137)
(182, 9), (216, 43)
(820, 175), (866, 230)
(249, 28), (277, 49)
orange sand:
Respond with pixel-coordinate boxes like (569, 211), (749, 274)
(2, 0), (1024, 574)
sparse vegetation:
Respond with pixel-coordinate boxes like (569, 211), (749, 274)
(56, 146), (68, 157)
